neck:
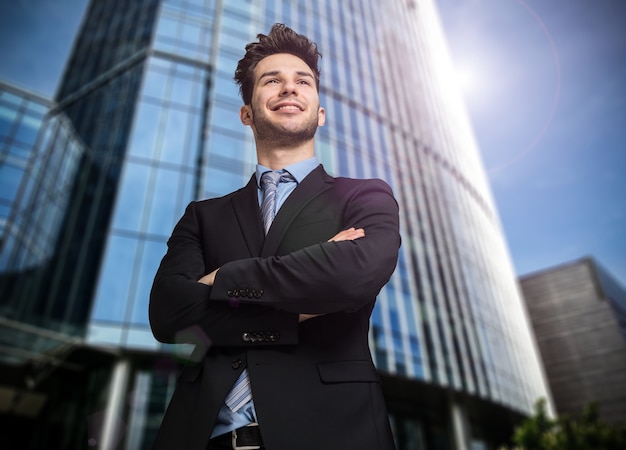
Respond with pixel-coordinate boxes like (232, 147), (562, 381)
(255, 139), (315, 170)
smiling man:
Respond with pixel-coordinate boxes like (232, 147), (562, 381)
(149, 23), (401, 450)
(243, 52), (324, 151)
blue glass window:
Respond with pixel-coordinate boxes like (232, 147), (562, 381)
(112, 161), (151, 232)
(160, 108), (190, 165)
(0, 164), (23, 202)
(204, 166), (244, 197)
(211, 100), (243, 134)
(208, 130), (247, 161)
(180, 22), (202, 48)
(142, 65), (170, 102)
(128, 102), (162, 159)
(155, 14), (179, 42)
(171, 68), (203, 110)
(147, 167), (184, 236)
(213, 71), (240, 103)
(14, 117), (41, 146)
(130, 240), (166, 325)
(92, 234), (138, 321)
(0, 105), (17, 137)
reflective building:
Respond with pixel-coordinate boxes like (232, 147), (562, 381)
(1, 82), (52, 275)
(1, 81), (86, 357)
(0, 0), (551, 448)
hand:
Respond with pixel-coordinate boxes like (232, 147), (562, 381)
(198, 268), (219, 286)
(328, 227), (365, 242)
(299, 228), (365, 323)
(200, 228), (364, 313)
(299, 314), (321, 322)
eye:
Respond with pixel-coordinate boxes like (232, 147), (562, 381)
(297, 79), (311, 86)
(265, 78), (280, 84)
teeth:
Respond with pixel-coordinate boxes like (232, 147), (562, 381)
(278, 105), (300, 110)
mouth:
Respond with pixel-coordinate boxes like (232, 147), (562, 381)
(271, 102), (304, 112)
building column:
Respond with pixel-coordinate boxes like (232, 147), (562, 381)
(100, 358), (131, 450)
(449, 394), (471, 450)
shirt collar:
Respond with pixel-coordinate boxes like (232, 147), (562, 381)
(255, 157), (320, 188)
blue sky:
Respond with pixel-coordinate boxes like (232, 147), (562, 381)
(436, 0), (626, 284)
(1, 0), (625, 285)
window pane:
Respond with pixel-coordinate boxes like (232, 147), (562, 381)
(0, 164), (23, 201)
(14, 116), (42, 146)
(170, 72), (195, 107)
(129, 102), (162, 159)
(92, 234), (138, 321)
(142, 65), (170, 101)
(147, 167), (181, 235)
(112, 162), (151, 231)
(0, 105), (17, 137)
(160, 108), (188, 165)
(210, 100), (241, 133)
(155, 14), (178, 41)
(130, 240), (167, 325)
(208, 130), (246, 160)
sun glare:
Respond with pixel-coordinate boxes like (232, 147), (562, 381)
(453, 66), (476, 93)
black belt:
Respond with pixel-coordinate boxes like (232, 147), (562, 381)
(209, 423), (263, 449)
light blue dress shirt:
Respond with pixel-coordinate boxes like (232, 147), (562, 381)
(210, 157), (320, 438)
(254, 157), (320, 208)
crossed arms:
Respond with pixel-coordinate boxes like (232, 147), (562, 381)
(149, 178), (400, 345)
(198, 227), (365, 322)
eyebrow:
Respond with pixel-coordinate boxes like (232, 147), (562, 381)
(258, 70), (315, 81)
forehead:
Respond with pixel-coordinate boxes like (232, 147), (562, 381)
(254, 53), (314, 79)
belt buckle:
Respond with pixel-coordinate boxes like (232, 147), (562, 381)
(231, 423), (261, 450)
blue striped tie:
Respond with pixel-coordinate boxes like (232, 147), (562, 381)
(224, 170), (294, 413)
(225, 370), (252, 412)
(260, 170), (294, 234)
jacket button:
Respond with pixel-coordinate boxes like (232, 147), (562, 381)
(232, 359), (242, 369)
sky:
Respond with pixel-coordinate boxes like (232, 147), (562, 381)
(435, 0), (626, 284)
(1, 0), (625, 285)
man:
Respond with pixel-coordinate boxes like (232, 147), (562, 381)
(149, 23), (400, 450)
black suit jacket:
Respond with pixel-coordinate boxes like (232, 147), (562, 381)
(150, 165), (400, 449)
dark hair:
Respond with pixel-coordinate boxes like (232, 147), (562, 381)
(234, 23), (321, 105)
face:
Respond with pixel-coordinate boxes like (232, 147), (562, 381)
(240, 53), (325, 145)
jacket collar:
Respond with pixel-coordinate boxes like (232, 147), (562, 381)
(230, 165), (333, 257)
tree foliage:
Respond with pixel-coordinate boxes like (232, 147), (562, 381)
(501, 398), (626, 450)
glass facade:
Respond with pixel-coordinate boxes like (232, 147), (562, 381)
(0, 83), (51, 274)
(0, 82), (87, 364)
(0, 0), (552, 448)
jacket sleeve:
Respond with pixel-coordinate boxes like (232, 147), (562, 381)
(210, 179), (401, 314)
(149, 202), (299, 345)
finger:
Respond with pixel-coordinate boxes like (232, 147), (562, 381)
(328, 228), (365, 242)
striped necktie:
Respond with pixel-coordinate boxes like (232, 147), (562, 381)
(224, 170), (294, 413)
(260, 170), (295, 234)
(224, 370), (252, 413)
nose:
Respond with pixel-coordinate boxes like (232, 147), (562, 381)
(280, 79), (298, 96)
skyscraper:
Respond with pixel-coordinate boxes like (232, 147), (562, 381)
(0, 82), (52, 275)
(520, 257), (626, 424)
(1, 81), (85, 361)
(0, 0), (551, 448)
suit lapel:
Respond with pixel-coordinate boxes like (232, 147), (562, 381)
(261, 165), (334, 257)
(231, 175), (265, 257)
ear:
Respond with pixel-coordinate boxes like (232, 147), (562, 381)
(240, 105), (253, 125)
(317, 106), (326, 127)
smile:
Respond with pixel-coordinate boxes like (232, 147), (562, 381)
(272, 103), (303, 111)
